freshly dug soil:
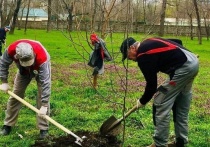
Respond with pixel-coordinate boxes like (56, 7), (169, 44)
(31, 131), (121, 147)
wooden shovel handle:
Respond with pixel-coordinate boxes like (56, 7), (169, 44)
(107, 105), (138, 131)
(119, 105), (137, 121)
(7, 90), (83, 142)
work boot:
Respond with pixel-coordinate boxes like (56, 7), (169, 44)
(0, 125), (11, 136)
(147, 143), (168, 147)
(39, 130), (48, 139)
(176, 138), (185, 147)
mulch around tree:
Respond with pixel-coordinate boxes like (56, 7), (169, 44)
(31, 131), (122, 147)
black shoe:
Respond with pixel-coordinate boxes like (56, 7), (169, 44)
(0, 125), (11, 136)
(39, 130), (48, 139)
(176, 137), (185, 147)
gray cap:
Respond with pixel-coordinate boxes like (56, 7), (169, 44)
(15, 42), (35, 67)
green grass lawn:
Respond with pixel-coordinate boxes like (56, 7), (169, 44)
(0, 29), (209, 147)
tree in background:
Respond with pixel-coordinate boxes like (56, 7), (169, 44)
(62, 0), (74, 32)
(90, 0), (97, 33)
(193, 0), (202, 44)
(0, 0), (8, 27)
(0, 0), (208, 40)
(159, 0), (167, 37)
(0, 0), (3, 27)
(200, 0), (210, 41)
(17, 0), (26, 30)
(185, 0), (194, 40)
(9, 0), (22, 34)
(2, 0), (14, 27)
(47, 0), (51, 32)
(100, 0), (117, 39)
(24, 0), (31, 34)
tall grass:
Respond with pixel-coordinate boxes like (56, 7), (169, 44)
(0, 29), (209, 146)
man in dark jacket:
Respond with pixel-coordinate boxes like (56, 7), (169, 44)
(120, 37), (199, 147)
(0, 26), (10, 56)
(0, 39), (51, 139)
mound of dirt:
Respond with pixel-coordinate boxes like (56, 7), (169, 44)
(31, 131), (121, 147)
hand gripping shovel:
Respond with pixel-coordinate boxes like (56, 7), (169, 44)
(100, 105), (141, 136)
(7, 91), (83, 146)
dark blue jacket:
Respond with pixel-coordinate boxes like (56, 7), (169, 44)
(88, 38), (112, 75)
(0, 28), (6, 43)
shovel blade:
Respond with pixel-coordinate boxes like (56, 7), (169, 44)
(100, 115), (117, 135)
(100, 115), (124, 136)
(100, 105), (139, 136)
(106, 122), (123, 136)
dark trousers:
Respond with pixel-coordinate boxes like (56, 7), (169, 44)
(0, 42), (2, 56)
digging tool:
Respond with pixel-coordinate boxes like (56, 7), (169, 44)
(100, 105), (142, 136)
(7, 90), (83, 146)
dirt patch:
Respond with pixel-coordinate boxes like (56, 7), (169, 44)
(31, 131), (121, 147)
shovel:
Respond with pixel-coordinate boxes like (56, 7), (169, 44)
(100, 105), (139, 136)
(7, 91), (83, 146)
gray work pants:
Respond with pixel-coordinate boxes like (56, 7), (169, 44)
(153, 49), (199, 146)
(4, 72), (49, 130)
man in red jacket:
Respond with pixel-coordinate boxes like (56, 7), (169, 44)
(120, 37), (199, 147)
(0, 39), (51, 139)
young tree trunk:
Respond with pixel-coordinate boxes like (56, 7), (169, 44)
(159, 0), (167, 37)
